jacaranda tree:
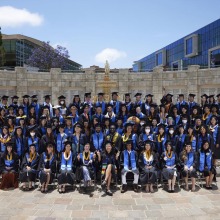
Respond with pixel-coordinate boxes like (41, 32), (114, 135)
(27, 41), (70, 70)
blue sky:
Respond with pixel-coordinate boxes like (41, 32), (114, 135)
(0, 0), (220, 68)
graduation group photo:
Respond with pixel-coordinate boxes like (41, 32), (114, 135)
(0, 91), (219, 196)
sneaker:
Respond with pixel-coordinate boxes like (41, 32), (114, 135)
(101, 180), (107, 190)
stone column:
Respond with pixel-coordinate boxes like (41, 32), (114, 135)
(50, 68), (62, 105)
(15, 67), (28, 99)
(152, 66), (164, 103)
(118, 69), (129, 101)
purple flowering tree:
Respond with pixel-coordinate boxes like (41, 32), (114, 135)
(27, 41), (70, 70)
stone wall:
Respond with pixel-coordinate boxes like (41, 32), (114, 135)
(0, 65), (220, 105)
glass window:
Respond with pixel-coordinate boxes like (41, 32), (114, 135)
(156, 52), (163, 66)
(186, 38), (193, 55)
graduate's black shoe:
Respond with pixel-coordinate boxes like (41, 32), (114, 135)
(121, 184), (127, 193)
(133, 184), (138, 193)
(101, 180), (107, 190)
(171, 190), (175, 193)
(168, 189), (172, 193)
(106, 189), (113, 196)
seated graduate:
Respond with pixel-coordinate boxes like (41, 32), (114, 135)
(179, 142), (198, 191)
(198, 140), (216, 189)
(19, 143), (40, 190)
(161, 141), (179, 193)
(100, 141), (119, 196)
(0, 141), (19, 189)
(57, 141), (75, 193)
(120, 139), (139, 193)
(38, 143), (57, 193)
(138, 140), (158, 193)
(75, 143), (97, 188)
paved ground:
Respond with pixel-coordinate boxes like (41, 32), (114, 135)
(0, 177), (220, 220)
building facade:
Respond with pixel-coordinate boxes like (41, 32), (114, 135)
(1, 34), (82, 71)
(133, 19), (220, 72)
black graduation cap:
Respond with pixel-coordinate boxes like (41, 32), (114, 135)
(158, 123), (166, 130)
(188, 93), (196, 97)
(134, 93), (142, 97)
(46, 123), (52, 129)
(167, 125), (175, 129)
(216, 94), (220, 98)
(84, 92), (91, 97)
(5, 141), (14, 147)
(166, 93), (173, 97)
(184, 142), (192, 147)
(171, 105), (178, 111)
(144, 139), (154, 145)
(116, 116), (123, 121)
(95, 123), (102, 128)
(178, 94), (184, 97)
(145, 94), (153, 98)
(97, 92), (104, 96)
(124, 121), (135, 128)
(111, 92), (118, 96)
(103, 117), (110, 122)
(201, 94), (208, 98)
(58, 95), (66, 100)
(106, 103), (113, 108)
(121, 103), (127, 107)
(203, 104), (211, 109)
(1, 95), (9, 100)
(74, 94), (80, 98)
(181, 114), (188, 119)
(28, 125), (37, 132)
(125, 139), (133, 145)
(105, 140), (113, 146)
(195, 115), (202, 120)
(14, 126), (22, 131)
(73, 122), (83, 129)
(166, 114), (174, 119)
(188, 124), (194, 130)
(11, 95), (19, 99)
(64, 141), (72, 147)
(30, 95), (38, 99)
(181, 104), (189, 110)
(8, 104), (15, 110)
(44, 95), (51, 99)
(192, 105), (201, 111)
(208, 95), (215, 98)
(58, 123), (66, 129)
(40, 115), (47, 120)
(17, 106), (25, 110)
(143, 122), (152, 128)
(69, 103), (78, 109)
(178, 124), (184, 129)
(42, 105), (50, 110)
(6, 115), (15, 120)
(165, 140), (173, 147)
(82, 103), (90, 109)
(124, 93), (131, 97)
(22, 95), (30, 99)
(29, 143), (36, 148)
(210, 115), (218, 121)
(150, 103), (157, 108)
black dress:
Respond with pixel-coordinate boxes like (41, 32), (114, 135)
(57, 152), (75, 185)
(19, 153), (40, 183)
(138, 152), (158, 184)
(38, 152), (57, 184)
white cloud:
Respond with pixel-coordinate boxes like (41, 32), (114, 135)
(0, 6), (43, 28)
(95, 48), (127, 64)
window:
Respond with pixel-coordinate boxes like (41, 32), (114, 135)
(186, 38), (193, 55)
(184, 34), (198, 58)
(209, 46), (220, 68)
(155, 49), (166, 67)
(156, 52), (163, 66)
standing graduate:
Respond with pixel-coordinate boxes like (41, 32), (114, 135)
(109, 92), (121, 115)
(90, 123), (105, 152)
(56, 124), (68, 158)
(0, 141), (19, 189)
(19, 143), (39, 190)
(95, 93), (106, 114)
(0, 126), (11, 154)
(57, 141), (75, 193)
